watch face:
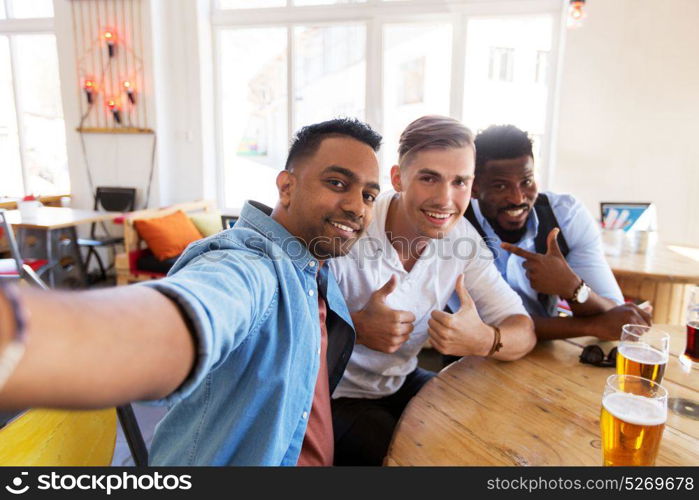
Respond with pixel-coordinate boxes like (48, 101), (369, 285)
(577, 283), (590, 303)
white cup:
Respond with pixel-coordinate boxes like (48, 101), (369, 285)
(602, 228), (624, 256)
(18, 200), (41, 220)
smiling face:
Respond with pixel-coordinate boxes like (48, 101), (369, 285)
(275, 136), (381, 259)
(390, 146), (475, 240)
(472, 154), (538, 242)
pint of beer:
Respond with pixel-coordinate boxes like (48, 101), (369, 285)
(617, 325), (670, 383)
(600, 374), (668, 466)
(682, 286), (699, 370)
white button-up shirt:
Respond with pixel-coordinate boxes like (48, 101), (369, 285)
(329, 191), (528, 399)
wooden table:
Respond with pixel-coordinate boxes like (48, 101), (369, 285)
(386, 325), (699, 466)
(607, 244), (699, 324)
(4, 208), (120, 288)
(0, 194), (70, 210)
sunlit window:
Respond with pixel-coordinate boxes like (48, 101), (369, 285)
(0, 9), (68, 197)
(214, 3), (558, 209)
(219, 28), (288, 209)
(463, 16), (553, 166)
(382, 23), (452, 177)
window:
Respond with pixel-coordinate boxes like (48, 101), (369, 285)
(7, 0), (53, 19)
(488, 47), (514, 82)
(217, 0), (285, 9)
(536, 50), (549, 84)
(463, 16), (553, 166)
(214, 2), (560, 209)
(0, 3), (68, 198)
(293, 24), (366, 130)
(217, 23), (366, 208)
(219, 28), (288, 209)
(382, 23), (452, 176)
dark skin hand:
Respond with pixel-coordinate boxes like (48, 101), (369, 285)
(501, 227), (579, 298)
(533, 302), (652, 341)
(501, 227), (652, 340)
(501, 227), (617, 317)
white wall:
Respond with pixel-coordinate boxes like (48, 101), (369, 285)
(53, 0), (215, 211)
(553, 0), (699, 246)
(53, 0), (158, 210)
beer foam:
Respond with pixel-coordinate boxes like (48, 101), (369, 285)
(619, 343), (668, 364)
(603, 392), (667, 426)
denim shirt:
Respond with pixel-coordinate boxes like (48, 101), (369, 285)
(470, 192), (624, 316)
(141, 201), (355, 465)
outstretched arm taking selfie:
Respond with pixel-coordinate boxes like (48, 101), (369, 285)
(0, 244), (269, 411)
(0, 284), (196, 409)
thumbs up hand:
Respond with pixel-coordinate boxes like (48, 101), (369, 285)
(428, 274), (494, 357)
(351, 275), (416, 354)
(500, 228), (580, 298)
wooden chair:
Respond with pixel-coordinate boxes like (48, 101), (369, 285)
(78, 187), (137, 282)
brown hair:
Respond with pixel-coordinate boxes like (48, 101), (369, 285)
(398, 115), (474, 168)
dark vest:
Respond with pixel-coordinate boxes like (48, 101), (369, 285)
(465, 193), (570, 317)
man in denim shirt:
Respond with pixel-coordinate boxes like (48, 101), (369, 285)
(0, 118), (382, 465)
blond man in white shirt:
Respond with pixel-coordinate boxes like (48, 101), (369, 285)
(328, 115), (536, 465)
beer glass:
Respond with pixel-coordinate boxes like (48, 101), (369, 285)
(600, 374), (667, 466)
(682, 286), (699, 370)
(617, 325), (670, 383)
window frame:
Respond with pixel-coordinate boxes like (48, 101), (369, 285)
(0, 0), (58, 197)
(211, 0), (563, 211)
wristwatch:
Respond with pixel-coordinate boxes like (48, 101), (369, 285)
(567, 279), (590, 304)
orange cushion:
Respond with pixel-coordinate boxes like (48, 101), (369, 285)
(133, 210), (203, 261)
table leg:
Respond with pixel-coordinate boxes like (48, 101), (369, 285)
(48, 227), (88, 288)
(17, 227), (88, 288)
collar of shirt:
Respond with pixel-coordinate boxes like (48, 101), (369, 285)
(165, 198), (352, 349)
(237, 200), (317, 273)
(470, 199), (539, 245)
(236, 200), (353, 334)
(469, 199), (538, 277)
(366, 190), (436, 275)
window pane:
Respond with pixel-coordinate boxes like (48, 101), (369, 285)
(293, 25), (365, 129)
(220, 28), (288, 209)
(294, 0), (366, 5)
(0, 36), (24, 197)
(13, 35), (69, 196)
(8, 0), (54, 18)
(217, 0), (286, 9)
(383, 23), (452, 181)
(463, 16), (553, 163)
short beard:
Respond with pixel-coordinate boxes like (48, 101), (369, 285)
(487, 217), (528, 244)
(306, 234), (357, 260)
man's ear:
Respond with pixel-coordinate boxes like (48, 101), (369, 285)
(390, 164), (402, 192)
(471, 179), (480, 199)
(276, 170), (295, 208)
